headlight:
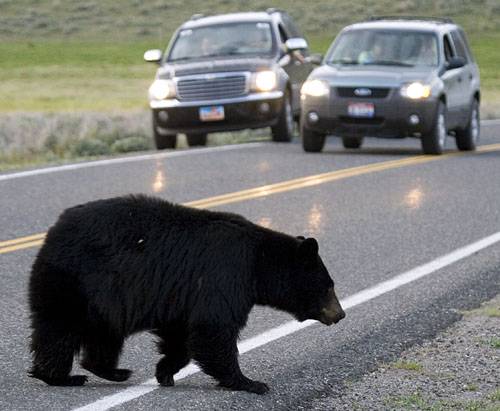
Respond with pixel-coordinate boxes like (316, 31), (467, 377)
(251, 71), (277, 92)
(400, 82), (431, 99)
(148, 79), (176, 100)
(301, 79), (329, 97)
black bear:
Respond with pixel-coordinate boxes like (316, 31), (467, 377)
(28, 195), (345, 394)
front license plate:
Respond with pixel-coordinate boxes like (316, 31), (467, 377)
(199, 106), (225, 121)
(347, 102), (375, 118)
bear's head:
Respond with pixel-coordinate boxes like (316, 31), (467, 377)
(289, 237), (345, 326)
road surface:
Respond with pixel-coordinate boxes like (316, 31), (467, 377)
(1, 125), (499, 410)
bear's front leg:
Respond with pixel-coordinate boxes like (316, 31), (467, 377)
(188, 325), (269, 395)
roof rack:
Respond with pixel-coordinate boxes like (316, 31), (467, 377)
(190, 13), (204, 21)
(368, 16), (454, 24)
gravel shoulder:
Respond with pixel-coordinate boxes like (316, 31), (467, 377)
(310, 294), (500, 410)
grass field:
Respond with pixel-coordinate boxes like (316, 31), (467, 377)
(1, 0), (499, 114)
(1, 34), (499, 115)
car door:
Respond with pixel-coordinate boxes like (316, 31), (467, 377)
(440, 33), (464, 128)
(276, 15), (312, 114)
(450, 29), (477, 126)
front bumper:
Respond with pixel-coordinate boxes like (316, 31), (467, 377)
(152, 91), (284, 134)
(301, 90), (440, 138)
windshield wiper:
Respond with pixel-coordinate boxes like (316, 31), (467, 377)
(168, 57), (194, 62)
(328, 59), (359, 65)
(364, 60), (415, 67)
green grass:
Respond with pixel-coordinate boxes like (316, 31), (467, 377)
(0, 0), (499, 114)
(384, 392), (429, 409)
(1, 34), (499, 114)
(487, 337), (500, 349)
(391, 360), (424, 372)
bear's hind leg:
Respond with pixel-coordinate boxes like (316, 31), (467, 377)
(80, 331), (131, 382)
(154, 325), (190, 387)
(29, 321), (86, 386)
(189, 325), (269, 395)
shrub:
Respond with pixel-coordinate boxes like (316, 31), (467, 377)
(72, 138), (111, 157)
(111, 136), (151, 153)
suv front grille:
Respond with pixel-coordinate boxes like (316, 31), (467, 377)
(176, 74), (248, 101)
(336, 87), (390, 98)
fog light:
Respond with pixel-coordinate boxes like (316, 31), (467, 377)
(259, 102), (270, 113)
(308, 111), (319, 124)
(409, 114), (420, 125)
(158, 110), (169, 122)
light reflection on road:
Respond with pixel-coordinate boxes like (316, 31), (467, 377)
(307, 203), (323, 236)
(152, 160), (166, 193)
(404, 186), (424, 210)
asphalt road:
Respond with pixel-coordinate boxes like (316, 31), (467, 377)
(1, 125), (500, 410)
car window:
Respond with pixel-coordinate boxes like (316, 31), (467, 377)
(443, 34), (454, 62)
(277, 23), (289, 43)
(168, 22), (275, 61)
(326, 29), (438, 67)
(281, 13), (302, 38)
(458, 28), (475, 62)
(450, 30), (469, 62)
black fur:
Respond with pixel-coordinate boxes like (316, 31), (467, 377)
(28, 195), (342, 394)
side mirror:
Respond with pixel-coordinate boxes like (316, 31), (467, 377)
(308, 53), (323, 65)
(446, 56), (465, 70)
(285, 37), (308, 52)
(144, 49), (163, 63)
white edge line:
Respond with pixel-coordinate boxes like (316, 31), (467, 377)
(0, 143), (265, 182)
(482, 118), (500, 126)
(73, 230), (500, 411)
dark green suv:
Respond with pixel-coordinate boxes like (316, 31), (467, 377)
(144, 10), (318, 149)
(300, 17), (480, 154)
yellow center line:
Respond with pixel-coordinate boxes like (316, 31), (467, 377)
(0, 232), (46, 248)
(2, 143), (500, 255)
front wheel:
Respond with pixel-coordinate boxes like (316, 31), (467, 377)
(342, 136), (363, 149)
(302, 127), (326, 152)
(455, 99), (479, 151)
(186, 133), (208, 147)
(421, 102), (447, 155)
(271, 91), (294, 142)
(153, 112), (176, 149)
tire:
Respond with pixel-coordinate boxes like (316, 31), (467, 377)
(302, 126), (326, 152)
(342, 136), (363, 149)
(455, 99), (479, 151)
(271, 90), (294, 142)
(421, 102), (447, 155)
(186, 133), (208, 147)
(152, 113), (176, 149)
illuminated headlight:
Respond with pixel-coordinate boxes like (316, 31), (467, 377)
(148, 79), (176, 100)
(301, 79), (329, 97)
(251, 71), (277, 92)
(400, 82), (431, 99)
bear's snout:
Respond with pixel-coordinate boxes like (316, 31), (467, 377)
(319, 288), (345, 326)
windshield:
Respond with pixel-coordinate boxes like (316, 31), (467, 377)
(327, 30), (439, 67)
(168, 22), (274, 62)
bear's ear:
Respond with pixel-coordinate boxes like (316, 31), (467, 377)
(298, 237), (319, 259)
(296, 235), (306, 240)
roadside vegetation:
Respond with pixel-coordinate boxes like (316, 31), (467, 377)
(1, 0), (499, 169)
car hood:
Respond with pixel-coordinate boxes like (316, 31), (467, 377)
(157, 57), (275, 79)
(310, 64), (437, 87)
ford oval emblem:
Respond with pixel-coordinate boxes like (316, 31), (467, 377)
(354, 88), (372, 97)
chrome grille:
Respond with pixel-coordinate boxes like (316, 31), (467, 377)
(176, 73), (248, 101)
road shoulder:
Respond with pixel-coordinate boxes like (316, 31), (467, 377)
(311, 294), (500, 410)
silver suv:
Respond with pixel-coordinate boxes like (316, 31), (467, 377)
(300, 17), (480, 154)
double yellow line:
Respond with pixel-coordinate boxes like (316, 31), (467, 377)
(2, 143), (500, 256)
